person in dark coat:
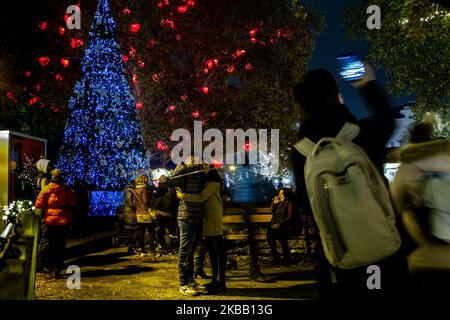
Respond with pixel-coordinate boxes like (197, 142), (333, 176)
(123, 180), (140, 255)
(290, 65), (409, 299)
(266, 188), (299, 265)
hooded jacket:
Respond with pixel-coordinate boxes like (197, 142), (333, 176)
(391, 139), (450, 214)
(35, 182), (77, 226)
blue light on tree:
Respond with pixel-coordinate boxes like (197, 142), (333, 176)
(58, 0), (148, 190)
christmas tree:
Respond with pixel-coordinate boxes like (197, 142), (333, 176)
(57, 0), (147, 190)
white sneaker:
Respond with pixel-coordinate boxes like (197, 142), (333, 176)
(189, 281), (206, 293)
(180, 285), (200, 296)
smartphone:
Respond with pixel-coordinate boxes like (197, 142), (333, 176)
(337, 52), (365, 82)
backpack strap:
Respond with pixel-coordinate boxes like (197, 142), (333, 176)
(336, 122), (360, 142)
(294, 138), (315, 157)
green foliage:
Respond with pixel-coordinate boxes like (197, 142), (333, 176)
(344, 0), (449, 133)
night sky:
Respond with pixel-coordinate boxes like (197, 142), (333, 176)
(0, 0), (414, 118)
(306, 0), (414, 119)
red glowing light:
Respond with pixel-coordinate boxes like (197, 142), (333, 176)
(181, 94), (188, 102)
(169, 105), (176, 111)
(122, 7), (131, 14)
(177, 5), (187, 14)
(36, 84), (40, 92)
(206, 59), (214, 69)
(176, 34), (182, 41)
(122, 54), (129, 63)
(187, 0), (195, 7)
(212, 159), (222, 169)
(39, 56), (50, 66)
(6, 92), (15, 100)
(201, 86), (209, 95)
(71, 38), (84, 49)
(38, 21), (47, 30)
(192, 111), (200, 118)
(161, 19), (175, 29)
(138, 60), (145, 68)
(25, 71), (31, 77)
(157, 140), (168, 151)
(232, 49), (246, 58)
(211, 112), (217, 117)
(136, 102), (143, 110)
(164, 0), (170, 5)
(30, 97), (38, 105)
(250, 37), (257, 44)
(203, 68), (209, 74)
(152, 74), (159, 82)
(55, 74), (63, 81)
(64, 13), (69, 24)
(129, 47), (136, 57)
(60, 58), (70, 68)
(130, 23), (140, 33)
(157, 1), (163, 8)
(245, 63), (254, 70)
(249, 28), (258, 37)
(243, 142), (253, 152)
(227, 65), (235, 73)
(59, 27), (65, 36)
(132, 74), (138, 84)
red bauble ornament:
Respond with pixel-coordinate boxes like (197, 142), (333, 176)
(136, 102), (143, 110)
(187, 0), (195, 7)
(38, 21), (47, 31)
(157, 2), (163, 8)
(138, 60), (145, 68)
(122, 7), (131, 14)
(60, 58), (70, 68)
(59, 27), (65, 36)
(55, 74), (63, 81)
(245, 62), (254, 70)
(226, 65), (235, 73)
(203, 68), (209, 74)
(177, 5), (187, 14)
(122, 54), (129, 63)
(25, 71), (31, 77)
(201, 86), (209, 95)
(152, 74), (159, 82)
(39, 56), (50, 66)
(169, 105), (176, 112)
(250, 37), (257, 44)
(130, 23), (140, 33)
(164, 0), (170, 5)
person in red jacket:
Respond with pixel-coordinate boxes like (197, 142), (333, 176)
(35, 169), (77, 278)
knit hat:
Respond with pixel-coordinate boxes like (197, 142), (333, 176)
(36, 159), (50, 173)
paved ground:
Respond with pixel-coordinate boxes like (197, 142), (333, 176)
(35, 246), (319, 300)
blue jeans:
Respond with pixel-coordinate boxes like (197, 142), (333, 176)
(178, 218), (202, 286)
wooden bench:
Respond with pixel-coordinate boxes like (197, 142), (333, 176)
(222, 206), (315, 254)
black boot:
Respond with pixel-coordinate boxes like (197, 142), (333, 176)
(194, 269), (211, 279)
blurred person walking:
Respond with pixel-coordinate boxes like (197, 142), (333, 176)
(391, 122), (450, 292)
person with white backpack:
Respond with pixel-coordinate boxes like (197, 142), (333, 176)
(391, 122), (450, 292)
(290, 65), (409, 299)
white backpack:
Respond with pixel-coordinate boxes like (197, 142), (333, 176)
(423, 172), (450, 243)
(294, 123), (401, 269)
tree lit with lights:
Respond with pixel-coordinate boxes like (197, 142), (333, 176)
(57, 0), (147, 190)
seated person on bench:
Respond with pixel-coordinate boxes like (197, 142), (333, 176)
(266, 188), (299, 265)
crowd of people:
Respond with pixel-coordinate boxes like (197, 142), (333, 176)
(31, 62), (449, 298)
